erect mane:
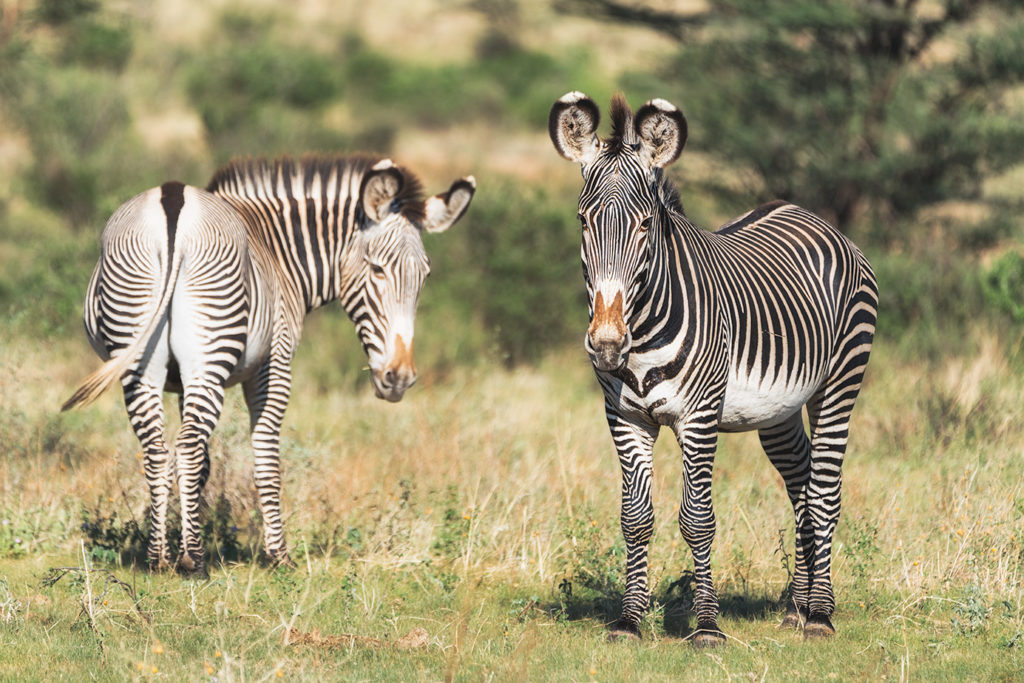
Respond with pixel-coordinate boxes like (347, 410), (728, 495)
(603, 95), (685, 215)
(657, 171), (685, 215)
(206, 154), (427, 225)
(606, 93), (636, 152)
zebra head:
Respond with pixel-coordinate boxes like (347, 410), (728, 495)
(353, 160), (475, 402)
(549, 92), (687, 372)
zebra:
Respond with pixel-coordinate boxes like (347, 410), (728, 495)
(549, 92), (877, 645)
(62, 155), (476, 575)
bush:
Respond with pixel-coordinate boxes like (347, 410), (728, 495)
(982, 248), (1024, 324)
(10, 66), (149, 228)
(426, 179), (588, 366)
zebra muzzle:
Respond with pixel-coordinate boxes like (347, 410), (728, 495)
(371, 335), (417, 402)
(586, 291), (631, 372)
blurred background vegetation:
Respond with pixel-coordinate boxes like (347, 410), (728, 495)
(1, 0), (1023, 372)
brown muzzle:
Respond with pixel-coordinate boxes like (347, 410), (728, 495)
(372, 335), (417, 402)
(585, 291), (631, 371)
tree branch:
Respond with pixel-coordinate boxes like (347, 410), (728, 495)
(552, 0), (707, 41)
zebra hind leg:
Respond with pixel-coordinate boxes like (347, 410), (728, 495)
(123, 374), (174, 570)
(758, 413), (813, 630)
(173, 380), (227, 577)
(243, 358), (294, 568)
(802, 285), (875, 640)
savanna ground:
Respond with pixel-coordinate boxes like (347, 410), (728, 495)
(2, 323), (1023, 680)
(2, 0), (1024, 680)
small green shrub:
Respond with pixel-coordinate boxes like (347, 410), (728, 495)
(59, 18), (133, 71)
(553, 511), (625, 622)
(953, 584), (991, 636)
(80, 492), (246, 567)
(982, 248), (1024, 323)
(842, 515), (880, 580)
(431, 486), (469, 561)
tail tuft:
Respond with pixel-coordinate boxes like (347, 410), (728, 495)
(61, 355), (133, 411)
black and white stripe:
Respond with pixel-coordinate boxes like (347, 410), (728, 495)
(551, 92), (877, 643)
(64, 156), (475, 573)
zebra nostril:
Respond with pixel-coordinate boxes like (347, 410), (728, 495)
(383, 369), (396, 386)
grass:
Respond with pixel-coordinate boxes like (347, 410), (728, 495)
(1, 322), (1022, 680)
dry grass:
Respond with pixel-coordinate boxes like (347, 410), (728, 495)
(1, 325), (1022, 678)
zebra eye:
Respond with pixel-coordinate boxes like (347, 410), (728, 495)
(578, 214), (588, 232)
(370, 262), (385, 276)
(639, 217), (652, 232)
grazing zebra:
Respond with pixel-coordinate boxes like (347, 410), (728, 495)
(549, 92), (877, 645)
(63, 156), (475, 574)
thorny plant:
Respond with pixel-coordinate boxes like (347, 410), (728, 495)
(41, 544), (151, 661)
(773, 527), (797, 614)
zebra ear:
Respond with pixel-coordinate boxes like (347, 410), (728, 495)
(549, 91), (601, 165)
(634, 98), (687, 169)
(361, 159), (404, 223)
(423, 176), (476, 234)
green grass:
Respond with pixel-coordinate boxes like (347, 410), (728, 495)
(0, 549), (1020, 680)
(1, 326), (1022, 679)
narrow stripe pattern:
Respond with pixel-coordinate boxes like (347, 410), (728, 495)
(69, 156), (474, 574)
(551, 93), (877, 640)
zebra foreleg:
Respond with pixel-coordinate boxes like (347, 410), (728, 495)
(674, 412), (725, 648)
(605, 412), (658, 641)
(173, 380), (226, 577)
(243, 358), (294, 568)
(123, 375), (174, 570)
(758, 413), (813, 629)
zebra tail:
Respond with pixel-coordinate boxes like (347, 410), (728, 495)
(61, 240), (185, 412)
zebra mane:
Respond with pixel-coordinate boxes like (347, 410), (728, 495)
(206, 154), (427, 225)
(656, 171), (685, 216)
(607, 93), (636, 151)
(601, 95), (687, 217)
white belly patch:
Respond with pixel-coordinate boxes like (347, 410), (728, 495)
(718, 371), (820, 431)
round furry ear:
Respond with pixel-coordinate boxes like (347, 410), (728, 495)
(634, 98), (687, 168)
(549, 91), (601, 165)
(423, 175), (476, 234)
(360, 160), (404, 223)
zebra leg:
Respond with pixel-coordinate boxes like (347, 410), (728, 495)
(758, 413), (813, 629)
(673, 412), (725, 647)
(122, 374), (173, 569)
(801, 394), (849, 638)
(173, 379), (226, 577)
(605, 411), (658, 641)
(802, 290), (875, 639)
(243, 357), (293, 567)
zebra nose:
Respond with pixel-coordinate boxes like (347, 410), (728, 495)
(373, 362), (417, 402)
(586, 329), (631, 372)
(586, 289), (630, 371)
(383, 367), (417, 390)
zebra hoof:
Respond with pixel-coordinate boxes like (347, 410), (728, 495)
(176, 552), (208, 579)
(691, 623), (726, 649)
(607, 621), (641, 642)
(272, 554), (297, 570)
(780, 604), (808, 630)
(803, 614), (836, 640)
(147, 556), (173, 573)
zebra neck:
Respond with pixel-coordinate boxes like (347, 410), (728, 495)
(213, 171), (366, 316)
(630, 213), (708, 351)
(242, 200), (360, 315)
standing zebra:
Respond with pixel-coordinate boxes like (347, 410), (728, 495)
(549, 92), (877, 644)
(63, 155), (475, 574)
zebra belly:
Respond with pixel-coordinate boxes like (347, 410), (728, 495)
(718, 372), (820, 431)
